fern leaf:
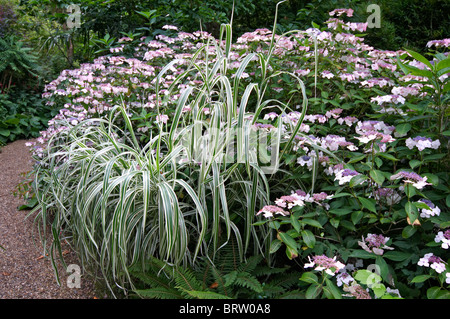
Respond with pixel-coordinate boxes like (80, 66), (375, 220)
(237, 255), (263, 273)
(182, 289), (232, 299)
(173, 265), (204, 292)
(260, 283), (286, 298)
(223, 270), (238, 287)
(277, 289), (306, 299)
(134, 288), (182, 299)
(234, 272), (263, 293)
(253, 265), (289, 277)
(130, 271), (173, 290)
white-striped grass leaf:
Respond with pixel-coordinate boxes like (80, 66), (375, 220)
(168, 86), (194, 151)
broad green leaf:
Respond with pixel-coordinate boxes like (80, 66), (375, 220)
(290, 215), (301, 233)
(358, 197), (377, 213)
(305, 283), (322, 299)
(324, 278), (342, 299)
(354, 269), (382, 286)
(329, 218), (340, 228)
(435, 57), (450, 74)
(411, 274), (432, 283)
(301, 229), (316, 248)
(301, 218), (323, 229)
(349, 174), (368, 187)
(409, 160), (422, 169)
(347, 154), (366, 164)
(285, 245), (298, 260)
(402, 225), (417, 238)
(404, 184), (416, 198)
(405, 49), (433, 70)
(426, 287), (450, 299)
(397, 55), (434, 78)
(375, 255), (389, 282)
(350, 250), (376, 259)
(383, 251), (410, 262)
(394, 123), (411, 136)
(269, 239), (282, 254)
(279, 232), (298, 251)
(413, 201), (431, 210)
(329, 208), (352, 216)
(405, 201), (418, 221)
(372, 284), (387, 298)
(370, 169), (385, 185)
(351, 210), (364, 225)
(377, 152), (399, 161)
(299, 272), (319, 284)
(424, 153), (446, 161)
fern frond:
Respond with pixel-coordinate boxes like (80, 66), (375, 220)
(277, 289), (305, 299)
(134, 288), (183, 299)
(253, 265), (289, 277)
(130, 270), (173, 291)
(233, 272), (263, 293)
(237, 255), (263, 273)
(180, 289), (232, 299)
(270, 271), (301, 289)
(173, 264), (204, 292)
(260, 283), (286, 297)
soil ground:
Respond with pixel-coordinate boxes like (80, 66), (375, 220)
(0, 139), (97, 299)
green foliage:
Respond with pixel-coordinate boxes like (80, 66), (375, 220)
(0, 0), (19, 37)
(0, 35), (39, 93)
(0, 89), (55, 144)
(129, 243), (301, 299)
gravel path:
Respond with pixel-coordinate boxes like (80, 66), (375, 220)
(0, 139), (97, 299)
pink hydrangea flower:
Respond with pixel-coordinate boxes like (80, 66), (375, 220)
(405, 136), (440, 151)
(328, 8), (354, 17)
(418, 253), (447, 273)
(390, 171), (431, 190)
(426, 38), (450, 48)
(418, 199), (441, 218)
(275, 194), (305, 209)
(256, 205), (289, 218)
(304, 255), (346, 276)
(358, 233), (394, 255)
(334, 169), (360, 185)
(156, 114), (169, 124)
(434, 230), (450, 249)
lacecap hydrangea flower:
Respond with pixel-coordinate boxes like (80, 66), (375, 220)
(256, 205), (289, 218)
(334, 168), (360, 185)
(418, 199), (441, 218)
(417, 253), (447, 273)
(405, 136), (440, 151)
(358, 233), (394, 255)
(304, 255), (345, 276)
(434, 230), (450, 249)
(390, 171), (431, 190)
